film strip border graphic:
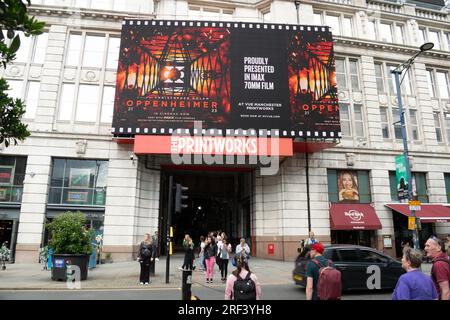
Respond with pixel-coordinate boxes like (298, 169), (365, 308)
(122, 19), (331, 33)
(111, 127), (342, 138)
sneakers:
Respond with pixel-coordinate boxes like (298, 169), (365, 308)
(139, 282), (144, 285)
(144, 282), (149, 285)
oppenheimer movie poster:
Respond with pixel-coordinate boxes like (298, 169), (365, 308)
(112, 20), (340, 137)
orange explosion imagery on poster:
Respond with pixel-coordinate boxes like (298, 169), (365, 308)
(115, 25), (231, 129)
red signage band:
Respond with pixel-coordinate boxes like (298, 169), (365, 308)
(134, 135), (293, 156)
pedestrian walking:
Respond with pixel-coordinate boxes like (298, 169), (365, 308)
(198, 236), (206, 271)
(305, 242), (341, 300)
(219, 239), (232, 282)
(204, 235), (218, 283)
(235, 238), (250, 265)
(180, 236), (195, 271)
(424, 236), (450, 300)
(225, 254), (261, 300)
(137, 233), (155, 285)
(304, 231), (318, 248)
(216, 235), (223, 274)
(392, 248), (438, 300)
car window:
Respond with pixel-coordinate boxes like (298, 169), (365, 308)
(359, 250), (389, 263)
(323, 249), (339, 261)
(336, 249), (359, 262)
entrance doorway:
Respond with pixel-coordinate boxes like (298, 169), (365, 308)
(159, 168), (253, 254)
(392, 210), (434, 257)
(331, 230), (376, 248)
(0, 220), (13, 247)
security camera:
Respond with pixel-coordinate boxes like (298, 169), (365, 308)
(130, 154), (135, 161)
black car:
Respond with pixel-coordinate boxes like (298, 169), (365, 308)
(292, 244), (405, 291)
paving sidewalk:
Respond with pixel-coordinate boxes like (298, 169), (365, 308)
(0, 254), (294, 290)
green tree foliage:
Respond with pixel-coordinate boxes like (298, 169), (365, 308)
(0, 0), (45, 147)
(46, 211), (93, 255)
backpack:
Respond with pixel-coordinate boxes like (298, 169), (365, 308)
(233, 272), (257, 300)
(311, 259), (342, 300)
(431, 258), (450, 283)
(141, 244), (152, 258)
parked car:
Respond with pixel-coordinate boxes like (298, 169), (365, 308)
(292, 244), (405, 291)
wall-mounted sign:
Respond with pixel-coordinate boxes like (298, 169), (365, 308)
(0, 166), (14, 185)
(112, 20), (340, 139)
(67, 191), (89, 203)
(395, 155), (409, 200)
(338, 170), (359, 203)
(383, 235), (392, 248)
(268, 243), (275, 255)
(69, 168), (91, 188)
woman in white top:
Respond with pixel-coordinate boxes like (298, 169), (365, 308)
(219, 239), (232, 282)
(198, 236), (206, 271)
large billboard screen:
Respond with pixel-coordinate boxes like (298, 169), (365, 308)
(112, 20), (340, 138)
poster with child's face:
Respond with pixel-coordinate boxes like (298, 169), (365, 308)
(338, 171), (360, 202)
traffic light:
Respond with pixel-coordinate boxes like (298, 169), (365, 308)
(175, 183), (189, 213)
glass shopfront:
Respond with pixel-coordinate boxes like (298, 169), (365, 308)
(48, 158), (108, 206)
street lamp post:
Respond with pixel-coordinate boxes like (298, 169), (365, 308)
(391, 42), (434, 250)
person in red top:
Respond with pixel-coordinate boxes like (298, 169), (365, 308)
(424, 236), (450, 300)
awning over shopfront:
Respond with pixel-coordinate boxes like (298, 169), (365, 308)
(385, 204), (450, 223)
(329, 203), (382, 230)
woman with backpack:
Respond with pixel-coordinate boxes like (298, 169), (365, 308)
(137, 233), (155, 285)
(225, 255), (261, 300)
(204, 235), (218, 283)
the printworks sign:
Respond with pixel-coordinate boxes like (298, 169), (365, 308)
(395, 155), (409, 200)
(112, 20), (340, 138)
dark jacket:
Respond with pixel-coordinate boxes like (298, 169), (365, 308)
(184, 244), (195, 261)
(204, 243), (218, 260)
(138, 241), (155, 263)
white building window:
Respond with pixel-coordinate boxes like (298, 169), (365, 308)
(32, 33), (48, 64)
(313, 12), (322, 25)
(374, 62), (385, 93)
(65, 33), (82, 66)
(379, 22), (393, 43)
(101, 86), (115, 123)
(188, 6), (234, 21)
(426, 69), (436, 98)
(262, 11), (271, 23)
(354, 104), (365, 138)
(314, 11), (353, 37)
(387, 65), (412, 96)
(446, 113), (450, 143)
(340, 103), (351, 137)
(326, 14), (341, 36)
(9, 31), (48, 64)
(106, 36), (120, 70)
(24, 81), (40, 119)
(380, 107), (390, 139)
(392, 108), (403, 140)
(82, 35), (106, 68)
(394, 24), (405, 44)
(5, 79), (23, 100)
(428, 31), (441, 51)
(367, 20), (376, 40)
(75, 85), (99, 122)
(58, 83), (76, 121)
(335, 57), (360, 91)
(436, 71), (450, 99)
(434, 112), (443, 143)
(409, 110), (419, 141)
(335, 58), (346, 89)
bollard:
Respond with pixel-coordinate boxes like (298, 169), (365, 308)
(181, 270), (192, 300)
